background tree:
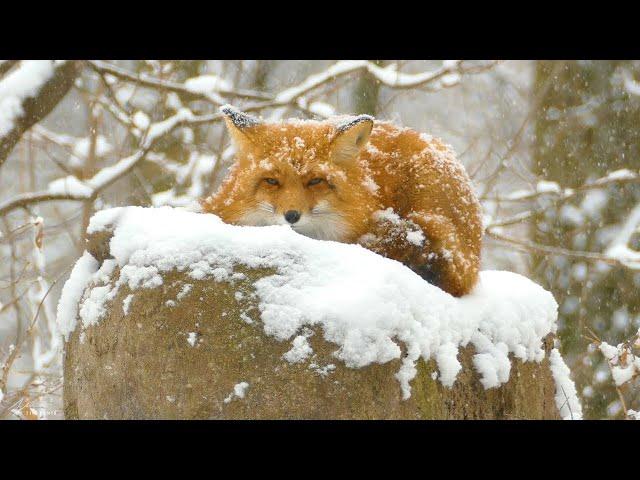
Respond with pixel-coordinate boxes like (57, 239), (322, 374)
(533, 60), (640, 418)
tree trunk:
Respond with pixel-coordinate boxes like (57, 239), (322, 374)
(353, 60), (384, 116)
(532, 61), (640, 418)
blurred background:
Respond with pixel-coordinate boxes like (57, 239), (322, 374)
(0, 60), (639, 419)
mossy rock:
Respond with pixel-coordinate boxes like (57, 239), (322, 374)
(64, 258), (561, 420)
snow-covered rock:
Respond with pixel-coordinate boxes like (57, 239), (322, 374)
(60, 206), (579, 419)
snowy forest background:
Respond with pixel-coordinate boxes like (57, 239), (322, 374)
(1, 60), (639, 420)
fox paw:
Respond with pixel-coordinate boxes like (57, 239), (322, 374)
(411, 263), (441, 286)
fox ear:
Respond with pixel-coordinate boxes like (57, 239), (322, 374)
(330, 115), (373, 165)
(220, 105), (261, 152)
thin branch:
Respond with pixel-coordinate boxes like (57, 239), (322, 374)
(482, 169), (640, 203)
(486, 229), (627, 267)
(0, 60), (501, 217)
(0, 191), (91, 217)
(88, 60), (272, 102)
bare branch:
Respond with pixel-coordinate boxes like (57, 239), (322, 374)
(486, 229), (627, 267)
(0, 191), (90, 217)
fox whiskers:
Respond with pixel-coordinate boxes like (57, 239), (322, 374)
(256, 201), (276, 214)
(237, 202), (280, 226)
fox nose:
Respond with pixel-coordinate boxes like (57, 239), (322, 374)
(284, 210), (301, 224)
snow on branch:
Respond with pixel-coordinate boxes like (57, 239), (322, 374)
(275, 60), (496, 103)
(31, 124), (113, 172)
(87, 108), (196, 191)
(549, 348), (583, 420)
(0, 60), (497, 219)
(0, 108), (197, 216)
(274, 60), (499, 116)
(483, 169), (640, 205)
(587, 328), (640, 419)
(89, 60), (272, 103)
(90, 60), (499, 122)
(0, 61), (79, 167)
(0, 60), (18, 78)
(90, 60), (495, 112)
(604, 202), (640, 269)
(484, 168), (640, 270)
(0, 60), (499, 216)
(622, 69), (640, 97)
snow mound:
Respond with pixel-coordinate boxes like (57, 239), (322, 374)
(58, 206), (564, 401)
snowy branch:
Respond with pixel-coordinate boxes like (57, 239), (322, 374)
(0, 60), (18, 78)
(586, 328), (640, 419)
(275, 60), (498, 103)
(486, 229), (628, 268)
(0, 108), (200, 216)
(0, 61), (79, 168)
(88, 60), (272, 103)
(482, 169), (640, 204)
(622, 69), (640, 97)
(484, 169), (640, 270)
(0, 191), (92, 217)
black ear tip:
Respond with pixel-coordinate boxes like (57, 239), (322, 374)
(336, 114), (375, 133)
(220, 104), (260, 128)
(219, 104), (235, 116)
(357, 115), (374, 128)
(353, 114), (375, 125)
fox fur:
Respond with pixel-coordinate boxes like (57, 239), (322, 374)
(201, 106), (483, 296)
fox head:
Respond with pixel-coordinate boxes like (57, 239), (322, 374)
(204, 105), (378, 241)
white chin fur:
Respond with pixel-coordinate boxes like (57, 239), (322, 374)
(238, 209), (348, 241)
(292, 216), (349, 241)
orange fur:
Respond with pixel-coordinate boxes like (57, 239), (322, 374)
(201, 107), (482, 296)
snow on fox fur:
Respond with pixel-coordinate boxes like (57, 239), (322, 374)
(201, 106), (482, 297)
(56, 206), (582, 418)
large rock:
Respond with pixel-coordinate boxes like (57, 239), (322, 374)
(64, 265), (561, 420)
(61, 207), (576, 419)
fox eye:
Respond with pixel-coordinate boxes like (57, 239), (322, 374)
(264, 178), (280, 186)
(307, 178), (325, 187)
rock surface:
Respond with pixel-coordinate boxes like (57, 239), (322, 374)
(64, 255), (561, 420)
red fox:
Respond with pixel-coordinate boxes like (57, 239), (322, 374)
(201, 105), (483, 296)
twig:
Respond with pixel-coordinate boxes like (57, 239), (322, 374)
(486, 229), (627, 267)
(88, 60), (272, 102)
